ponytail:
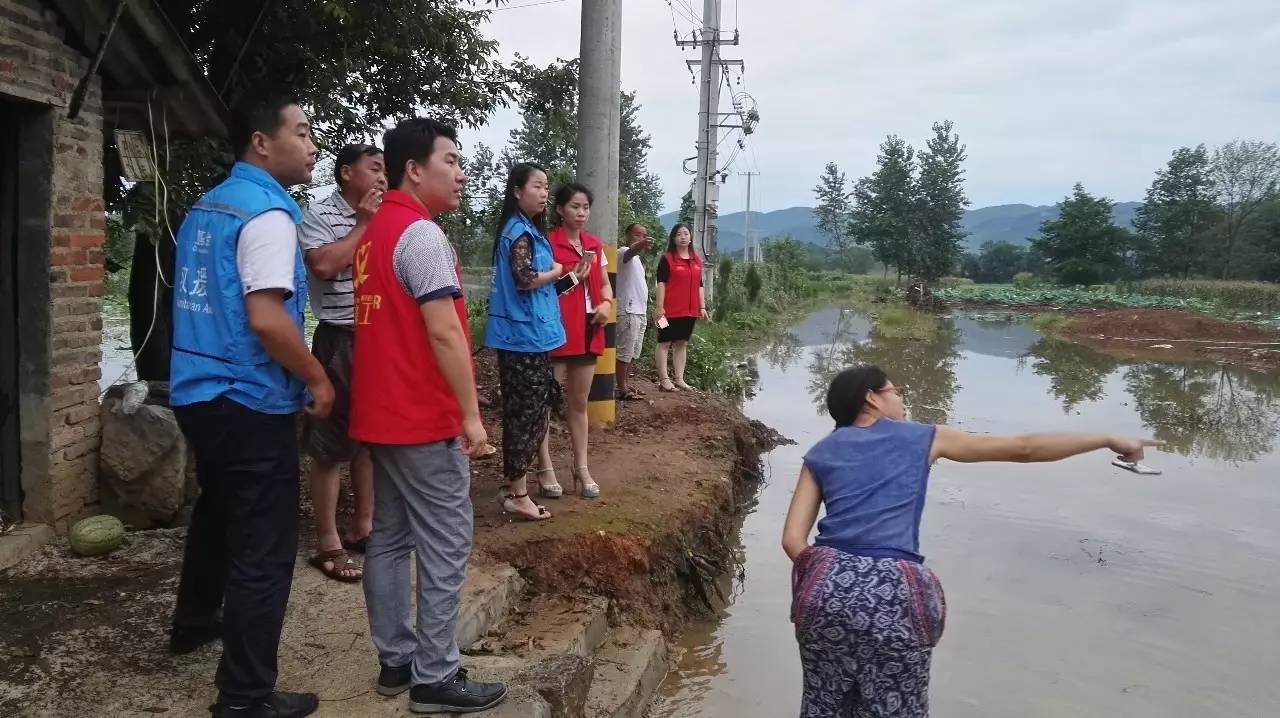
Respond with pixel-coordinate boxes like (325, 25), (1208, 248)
(826, 366), (890, 428)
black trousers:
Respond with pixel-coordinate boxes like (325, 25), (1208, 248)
(172, 397), (300, 705)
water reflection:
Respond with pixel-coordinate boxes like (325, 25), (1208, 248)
(798, 310), (961, 425)
(1124, 364), (1280, 463)
(1022, 337), (1123, 413)
(775, 306), (1280, 463)
(760, 330), (803, 371)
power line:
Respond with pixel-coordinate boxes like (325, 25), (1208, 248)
(677, 0), (702, 27)
(663, 0), (699, 31)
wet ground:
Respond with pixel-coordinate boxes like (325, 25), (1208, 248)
(652, 306), (1280, 718)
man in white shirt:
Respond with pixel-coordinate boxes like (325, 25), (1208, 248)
(614, 222), (654, 400)
(169, 92), (330, 718)
(297, 144), (387, 581)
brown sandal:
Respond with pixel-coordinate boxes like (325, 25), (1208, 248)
(309, 548), (362, 583)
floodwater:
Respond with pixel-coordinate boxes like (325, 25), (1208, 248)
(651, 307), (1280, 718)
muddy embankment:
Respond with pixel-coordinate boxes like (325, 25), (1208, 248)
(945, 302), (1280, 373)
(1040, 308), (1280, 372)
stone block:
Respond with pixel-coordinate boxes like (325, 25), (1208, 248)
(98, 395), (191, 526)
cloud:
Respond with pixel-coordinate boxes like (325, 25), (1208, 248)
(473, 0), (1280, 214)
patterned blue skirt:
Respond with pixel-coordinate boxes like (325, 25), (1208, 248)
(791, 546), (947, 717)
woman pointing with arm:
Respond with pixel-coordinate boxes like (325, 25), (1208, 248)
(783, 364), (1160, 717)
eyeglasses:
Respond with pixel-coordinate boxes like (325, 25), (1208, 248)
(875, 386), (902, 397)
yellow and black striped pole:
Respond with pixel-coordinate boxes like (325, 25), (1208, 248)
(586, 243), (617, 426)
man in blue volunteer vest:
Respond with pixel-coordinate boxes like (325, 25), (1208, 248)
(168, 92), (334, 718)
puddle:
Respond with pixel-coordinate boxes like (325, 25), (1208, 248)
(653, 307), (1280, 718)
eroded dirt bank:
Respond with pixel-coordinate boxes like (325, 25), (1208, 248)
(1044, 308), (1280, 371)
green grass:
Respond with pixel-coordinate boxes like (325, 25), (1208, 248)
(1029, 313), (1073, 336)
(873, 306), (937, 341)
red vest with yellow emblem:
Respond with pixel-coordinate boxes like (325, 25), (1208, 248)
(349, 190), (470, 445)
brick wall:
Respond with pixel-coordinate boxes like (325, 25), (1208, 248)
(1, 0), (106, 529)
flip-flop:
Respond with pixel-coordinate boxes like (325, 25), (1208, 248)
(309, 549), (362, 583)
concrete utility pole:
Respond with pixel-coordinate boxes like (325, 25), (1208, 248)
(740, 171), (759, 262)
(678, 0), (742, 301)
(577, 0), (621, 426)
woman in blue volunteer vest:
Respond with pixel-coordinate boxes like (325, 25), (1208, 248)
(168, 93), (333, 718)
(783, 365), (1160, 717)
(484, 163), (568, 521)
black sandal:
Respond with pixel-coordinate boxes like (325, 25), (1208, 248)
(498, 491), (552, 521)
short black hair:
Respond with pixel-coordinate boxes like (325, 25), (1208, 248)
(553, 182), (593, 208)
(826, 365), (890, 428)
(382, 117), (459, 188)
(229, 91), (301, 159)
(333, 143), (382, 188)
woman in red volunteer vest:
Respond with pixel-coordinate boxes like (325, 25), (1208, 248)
(545, 182), (612, 498)
(654, 222), (709, 391)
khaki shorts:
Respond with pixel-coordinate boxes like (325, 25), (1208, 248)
(616, 313), (647, 363)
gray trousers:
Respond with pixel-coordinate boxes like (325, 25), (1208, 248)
(364, 439), (473, 687)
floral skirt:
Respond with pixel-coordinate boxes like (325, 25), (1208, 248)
(495, 350), (559, 482)
(791, 546), (947, 717)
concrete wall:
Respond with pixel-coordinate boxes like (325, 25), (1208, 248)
(0, 0), (105, 530)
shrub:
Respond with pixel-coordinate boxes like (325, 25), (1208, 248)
(875, 306), (937, 341)
(1126, 279), (1280, 312)
(1012, 272), (1036, 289)
(744, 264), (763, 303)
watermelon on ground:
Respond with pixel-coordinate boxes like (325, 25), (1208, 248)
(68, 515), (125, 557)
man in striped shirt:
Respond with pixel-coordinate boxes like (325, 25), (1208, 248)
(298, 143), (386, 581)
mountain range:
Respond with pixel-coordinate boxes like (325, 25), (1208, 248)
(659, 202), (1142, 254)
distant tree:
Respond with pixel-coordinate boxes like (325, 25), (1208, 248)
(959, 251), (982, 280)
(1210, 139), (1280, 278)
(744, 263), (763, 303)
(813, 162), (852, 255)
(620, 91), (664, 218)
(763, 236), (808, 293)
(911, 120), (970, 282)
(849, 135), (916, 281)
(437, 142), (503, 264)
(1133, 145), (1219, 278)
(679, 189), (696, 226)
(1031, 184), (1134, 285)
(502, 56), (579, 176)
(1242, 199), (1280, 281)
(838, 246), (875, 274)
(974, 241), (1028, 284)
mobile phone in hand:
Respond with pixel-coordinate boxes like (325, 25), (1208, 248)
(1112, 458), (1162, 475)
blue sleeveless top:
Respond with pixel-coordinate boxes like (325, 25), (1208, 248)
(802, 419), (937, 562)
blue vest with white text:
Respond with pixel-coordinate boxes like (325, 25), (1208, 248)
(169, 162), (307, 414)
(484, 213), (566, 353)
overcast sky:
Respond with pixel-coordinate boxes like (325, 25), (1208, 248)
(472, 0), (1280, 215)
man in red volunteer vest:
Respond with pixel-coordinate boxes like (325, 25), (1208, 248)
(348, 117), (507, 714)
